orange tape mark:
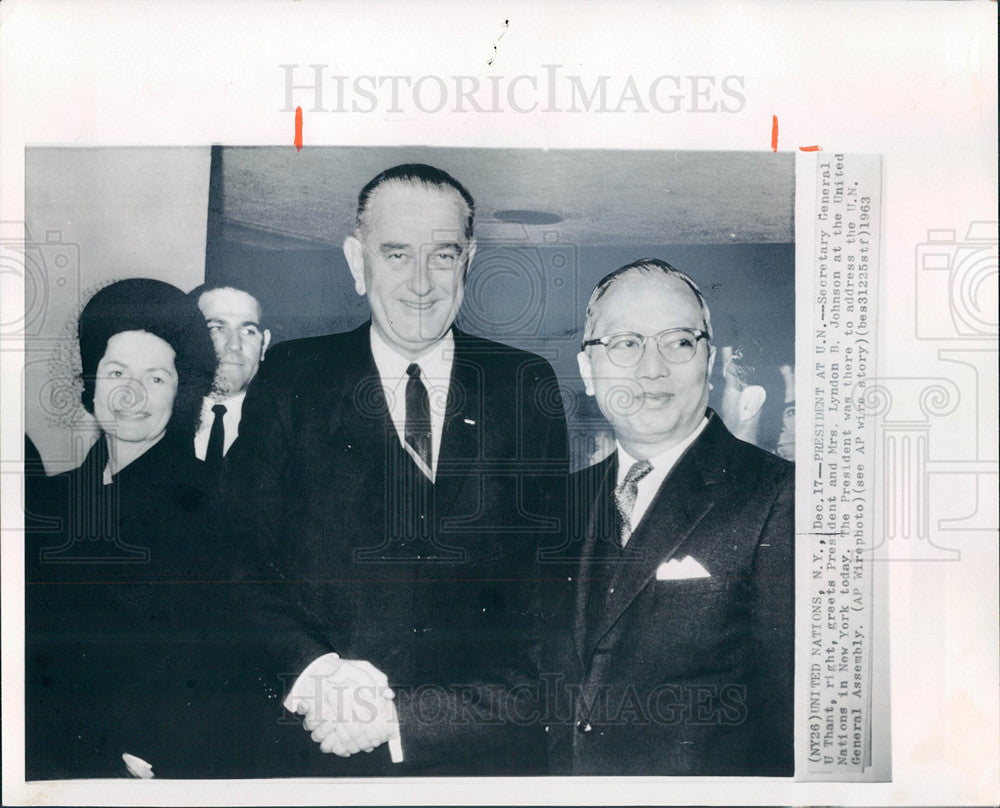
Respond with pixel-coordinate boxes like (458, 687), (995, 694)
(771, 115), (778, 152)
(294, 106), (303, 152)
(799, 145), (823, 152)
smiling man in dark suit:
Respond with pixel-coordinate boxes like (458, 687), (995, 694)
(228, 164), (567, 775)
(537, 258), (793, 776)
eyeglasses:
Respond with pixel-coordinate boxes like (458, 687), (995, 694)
(582, 328), (709, 367)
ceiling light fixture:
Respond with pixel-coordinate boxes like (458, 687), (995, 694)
(493, 209), (563, 225)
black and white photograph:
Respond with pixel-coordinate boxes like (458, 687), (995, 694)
(22, 147), (795, 779)
(1, 2), (996, 806)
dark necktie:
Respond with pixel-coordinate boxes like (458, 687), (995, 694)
(205, 403), (227, 470)
(614, 459), (653, 547)
(405, 363), (432, 471)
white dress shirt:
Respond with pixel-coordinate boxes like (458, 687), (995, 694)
(193, 391), (247, 460)
(615, 416), (709, 535)
(369, 326), (454, 481)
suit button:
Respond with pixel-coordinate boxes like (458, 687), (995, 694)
(576, 720), (592, 734)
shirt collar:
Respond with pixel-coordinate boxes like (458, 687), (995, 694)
(616, 414), (709, 484)
(202, 390), (247, 412)
(369, 325), (455, 389)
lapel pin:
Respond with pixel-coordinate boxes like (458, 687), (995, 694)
(463, 418), (476, 425)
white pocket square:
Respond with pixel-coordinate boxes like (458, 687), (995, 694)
(655, 556), (711, 581)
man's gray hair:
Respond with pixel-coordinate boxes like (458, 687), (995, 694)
(583, 258), (713, 342)
(354, 163), (475, 241)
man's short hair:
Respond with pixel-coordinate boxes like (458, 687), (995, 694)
(583, 258), (713, 341)
(189, 282), (266, 327)
(717, 339), (786, 451)
(354, 163), (476, 241)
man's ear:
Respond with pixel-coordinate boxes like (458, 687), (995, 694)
(459, 238), (478, 284)
(343, 235), (366, 296)
(779, 363), (795, 402)
(737, 385), (767, 422)
(577, 350), (596, 397)
(260, 329), (272, 360)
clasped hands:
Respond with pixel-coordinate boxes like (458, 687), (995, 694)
(285, 654), (401, 759)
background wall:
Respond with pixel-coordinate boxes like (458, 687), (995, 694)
(25, 148), (211, 473)
(205, 146), (795, 470)
(24, 146), (794, 473)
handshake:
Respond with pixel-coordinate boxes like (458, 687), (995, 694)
(284, 654), (403, 761)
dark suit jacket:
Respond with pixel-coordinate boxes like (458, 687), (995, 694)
(535, 411), (793, 776)
(25, 432), (260, 779)
(227, 323), (568, 776)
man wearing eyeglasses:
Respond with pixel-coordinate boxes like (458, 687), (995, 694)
(536, 258), (793, 776)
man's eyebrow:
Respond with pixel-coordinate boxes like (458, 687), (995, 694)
(205, 317), (262, 329)
(146, 366), (176, 377)
(430, 241), (463, 252)
(378, 242), (412, 253)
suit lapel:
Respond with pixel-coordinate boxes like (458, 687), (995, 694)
(325, 327), (481, 550)
(573, 454), (617, 666)
(325, 324), (394, 498)
(434, 330), (484, 517)
(585, 412), (731, 660)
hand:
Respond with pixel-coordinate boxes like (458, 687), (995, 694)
(122, 752), (154, 779)
(308, 684), (399, 757)
(293, 658), (398, 757)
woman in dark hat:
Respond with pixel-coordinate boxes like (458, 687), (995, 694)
(73, 277), (215, 488)
(25, 278), (250, 779)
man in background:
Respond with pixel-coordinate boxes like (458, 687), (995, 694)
(191, 284), (271, 470)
